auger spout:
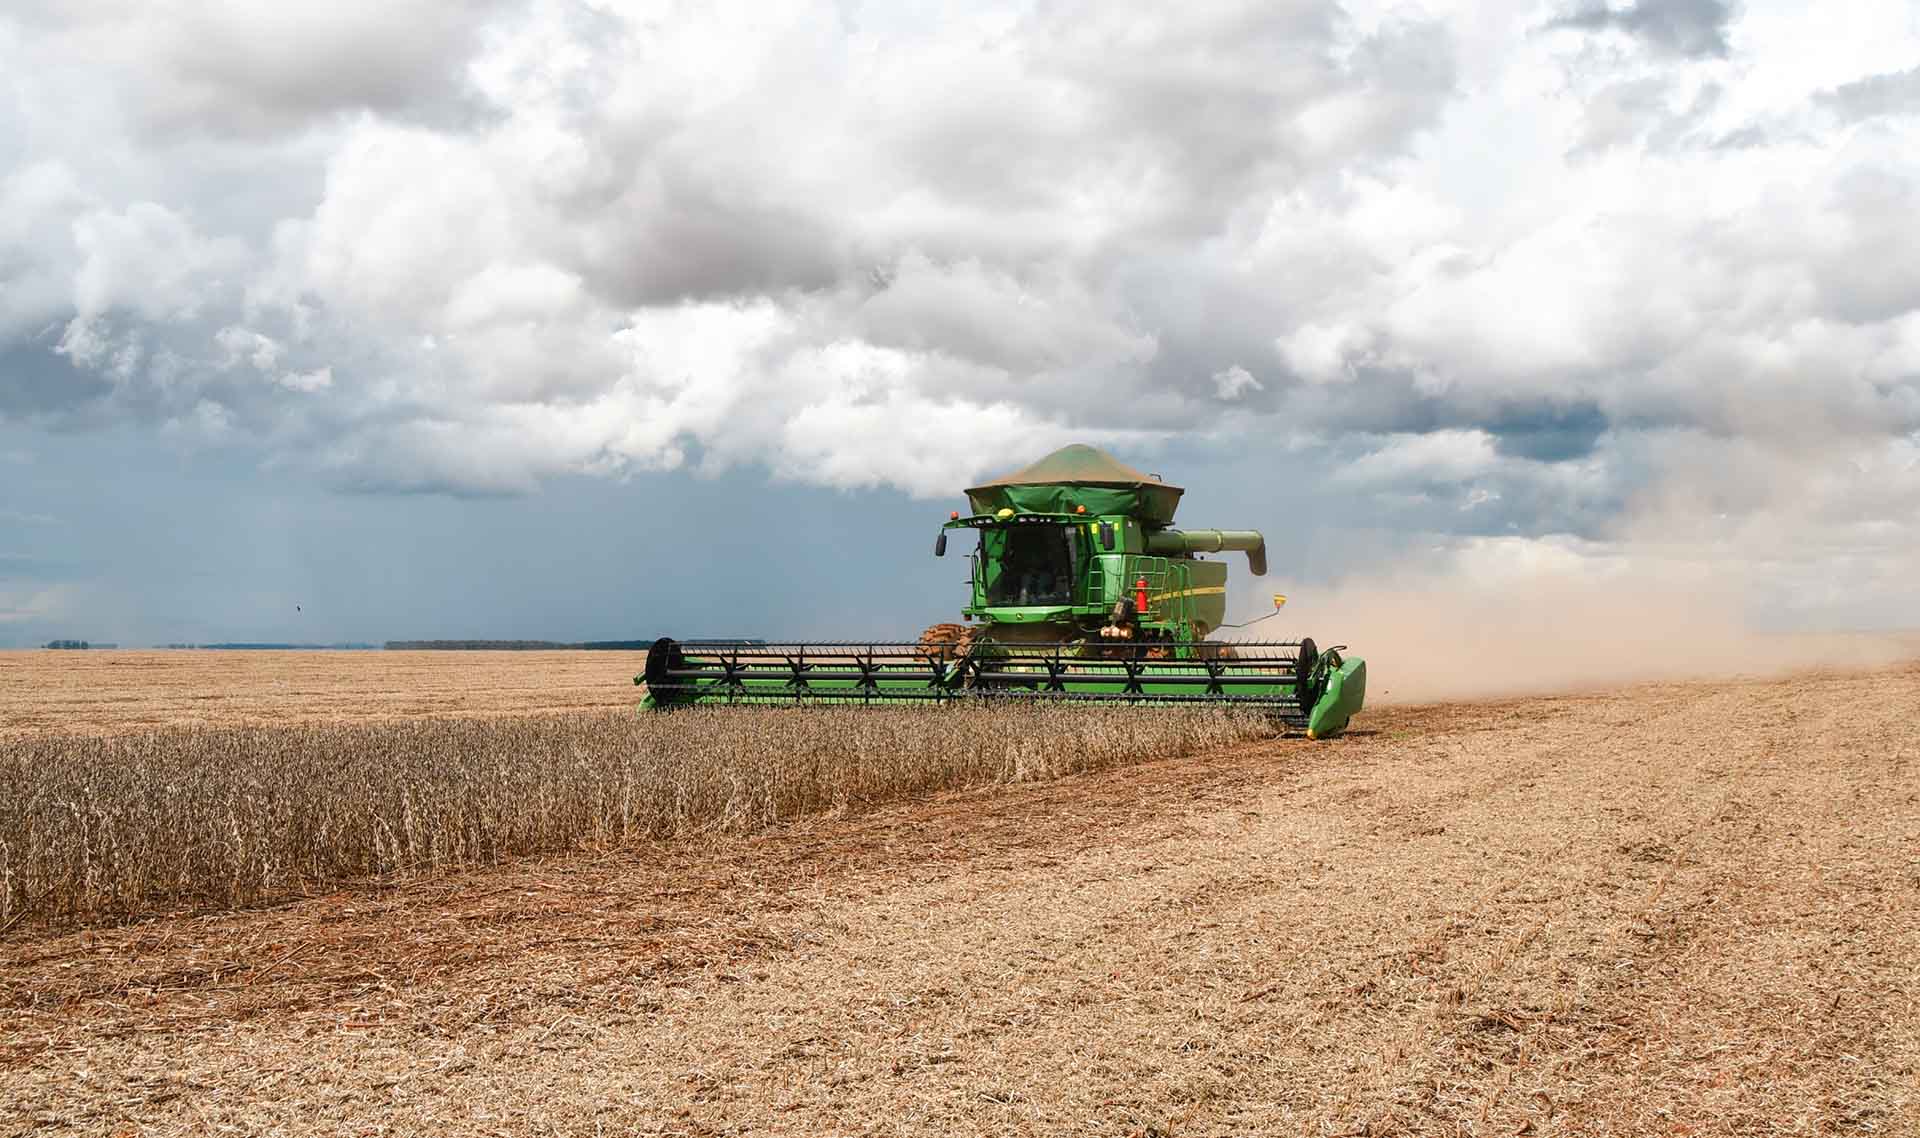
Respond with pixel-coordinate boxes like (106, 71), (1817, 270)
(1145, 529), (1268, 576)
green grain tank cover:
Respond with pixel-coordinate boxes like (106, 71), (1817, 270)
(965, 444), (1183, 524)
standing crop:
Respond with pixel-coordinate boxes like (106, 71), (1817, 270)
(1, 706), (1272, 930)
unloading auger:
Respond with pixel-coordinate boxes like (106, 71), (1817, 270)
(638, 444), (1366, 736)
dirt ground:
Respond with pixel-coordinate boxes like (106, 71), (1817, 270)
(4, 663), (1918, 1135)
(0, 651), (649, 737)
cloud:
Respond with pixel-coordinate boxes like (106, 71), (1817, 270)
(1, 0), (1919, 632)
(1549, 0), (1736, 59)
(276, 367), (332, 393)
(1211, 366), (1262, 401)
(1818, 66), (1920, 124)
(14, 0), (505, 138)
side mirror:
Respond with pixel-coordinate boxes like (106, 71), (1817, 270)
(934, 531), (948, 557)
(1098, 522), (1116, 551)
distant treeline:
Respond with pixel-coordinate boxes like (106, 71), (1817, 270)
(384, 640), (656, 651)
(162, 643), (381, 651)
(45, 640), (118, 650)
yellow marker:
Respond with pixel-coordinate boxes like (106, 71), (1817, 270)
(1273, 593), (1287, 609)
(995, 507), (1014, 520)
(1306, 728), (1317, 740)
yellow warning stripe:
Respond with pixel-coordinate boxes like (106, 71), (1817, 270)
(1148, 585), (1226, 603)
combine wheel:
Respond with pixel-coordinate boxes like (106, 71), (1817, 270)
(1295, 637), (1321, 704)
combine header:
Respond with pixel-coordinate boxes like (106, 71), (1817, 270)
(639, 445), (1365, 736)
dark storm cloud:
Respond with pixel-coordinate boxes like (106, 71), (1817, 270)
(1484, 403), (1611, 463)
(1280, 373), (1612, 464)
(1551, 0), (1735, 59)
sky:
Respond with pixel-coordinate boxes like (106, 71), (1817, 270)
(2, 0), (1919, 647)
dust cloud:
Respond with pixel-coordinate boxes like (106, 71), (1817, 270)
(1266, 570), (1919, 706)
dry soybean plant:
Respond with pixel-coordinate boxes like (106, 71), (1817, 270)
(0, 705), (1272, 931)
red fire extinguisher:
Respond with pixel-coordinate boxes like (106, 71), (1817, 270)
(1135, 576), (1149, 618)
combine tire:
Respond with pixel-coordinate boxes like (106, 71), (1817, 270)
(1295, 637), (1321, 704)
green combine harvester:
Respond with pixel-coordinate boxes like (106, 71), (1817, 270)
(639, 444), (1366, 736)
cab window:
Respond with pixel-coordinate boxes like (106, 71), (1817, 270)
(982, 525), (1080, 606)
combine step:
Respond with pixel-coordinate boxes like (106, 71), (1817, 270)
(637, 637), (1365, 735)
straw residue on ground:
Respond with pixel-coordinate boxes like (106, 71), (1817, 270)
(5, 661), (1917, 1135)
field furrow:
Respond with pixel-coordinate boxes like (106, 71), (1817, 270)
(3, 656), (1917, 1135)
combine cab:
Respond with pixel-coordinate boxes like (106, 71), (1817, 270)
(640, 444), (1365, 736)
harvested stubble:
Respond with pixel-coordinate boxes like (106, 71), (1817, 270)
(0, 704), (1271, 930)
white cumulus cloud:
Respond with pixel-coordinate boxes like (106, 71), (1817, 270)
(0, 0), (1918, 623)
